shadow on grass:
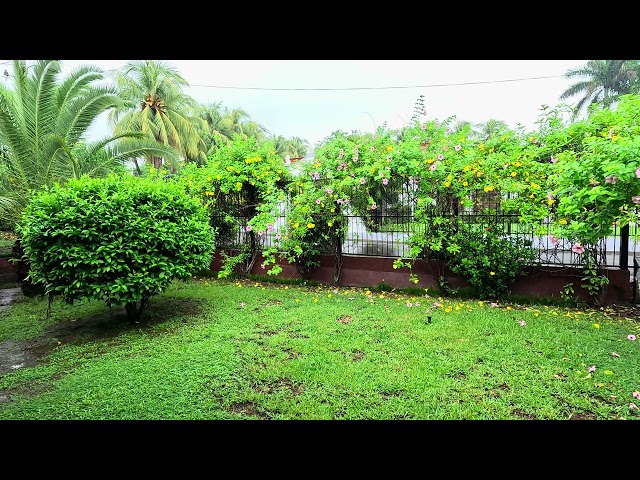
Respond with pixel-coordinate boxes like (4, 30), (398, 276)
(0, 297), (202, 376)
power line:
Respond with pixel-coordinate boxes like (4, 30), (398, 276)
(189, 75), (564, 91)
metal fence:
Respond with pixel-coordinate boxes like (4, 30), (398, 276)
(211, 181), (639, 270)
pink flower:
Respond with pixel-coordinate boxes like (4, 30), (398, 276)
(632, 196), (640, 204)
(548, 234), (559, 247)
(257, 230), (264, 236)
(338, 148), (344, 159)
(315, 198), (321, 204)
(325, 188), (333, 194)
(455, 145), (461, 151)
(547, 192), (554, 200)
(519, 320), (527, 327)
(550, 156), (557, 164)
(245, 225), (252, 232)
(372, 134), (377, 139)
(630, 403), (639, 410)
(267, 223), (273, 233)
(382, 178), (389, 185)
(588, 365), (596, 373)
(430, 164), (437, 171)
(275, 233), (281, 240)
(260, 263), (265, 269)
(437, 154), (444, 160)
(370, 146), (375, 151)
(605, 176), (618, 184)
(490, 302), (498, 307)
(636, 167), (640, 178)
(353, 155), (358, 162)
(407, 302), (413, 307)
(633, 391), (640, 400)
(354, 147), (359, 154)
(571, 244), (585, 254)
(628, 335), (637, 341)
(371, 204), (377, 210)
(386, 156), (391, 162)
(360, 178), (366, 185)
(421, 124), (426, 130)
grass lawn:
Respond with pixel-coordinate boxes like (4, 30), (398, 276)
(0, 277), (638, 420)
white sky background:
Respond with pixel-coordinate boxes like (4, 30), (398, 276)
(3, 60), (589, 149)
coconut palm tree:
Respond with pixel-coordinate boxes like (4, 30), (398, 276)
(286, 136), (310, 158)
(0, 60), (178, 229)
(473, 119), (510, 141)
(109, 60), (208, 171)
(560, 60), (640, 118)
(193, 102), (270, 156)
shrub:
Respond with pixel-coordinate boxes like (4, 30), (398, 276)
(18, 174), (215, 323)
(445, 222), (538, 300)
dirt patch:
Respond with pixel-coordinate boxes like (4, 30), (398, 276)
(337, 315), (353, 325)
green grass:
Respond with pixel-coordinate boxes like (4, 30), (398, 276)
(0, 277), (638, 420)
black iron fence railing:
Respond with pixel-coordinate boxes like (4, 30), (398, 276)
(210, 183), (639, 270)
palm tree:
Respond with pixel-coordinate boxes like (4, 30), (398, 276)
(473, 119), (510, 141)
(193, 103), (269, 156)
(0, 60), (177, 229)
(109, 60), (208, 171)
(560, 60), (640, 118)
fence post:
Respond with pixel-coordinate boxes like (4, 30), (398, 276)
(620, 224), (629, 270)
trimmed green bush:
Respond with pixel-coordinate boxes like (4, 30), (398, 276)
(18, 174), (215, 322)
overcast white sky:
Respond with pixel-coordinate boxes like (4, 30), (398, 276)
(3, 60), (589, 148)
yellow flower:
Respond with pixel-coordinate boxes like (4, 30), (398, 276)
(307, 223), (315, 229)
(327, 221), (333, 227)
(386, 145), (393, 152)
(510, 171), (517, 177)
(593, 323), (600, 329)
(489, 271), (495, 275)
(294, 222), (300, 228)
(484, 185), (494, 192)
(559, 219), (567, 225)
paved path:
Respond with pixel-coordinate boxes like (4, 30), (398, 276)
(0, 287), (22, 313)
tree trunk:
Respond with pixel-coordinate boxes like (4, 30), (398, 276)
(125, 296), (151, 324)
